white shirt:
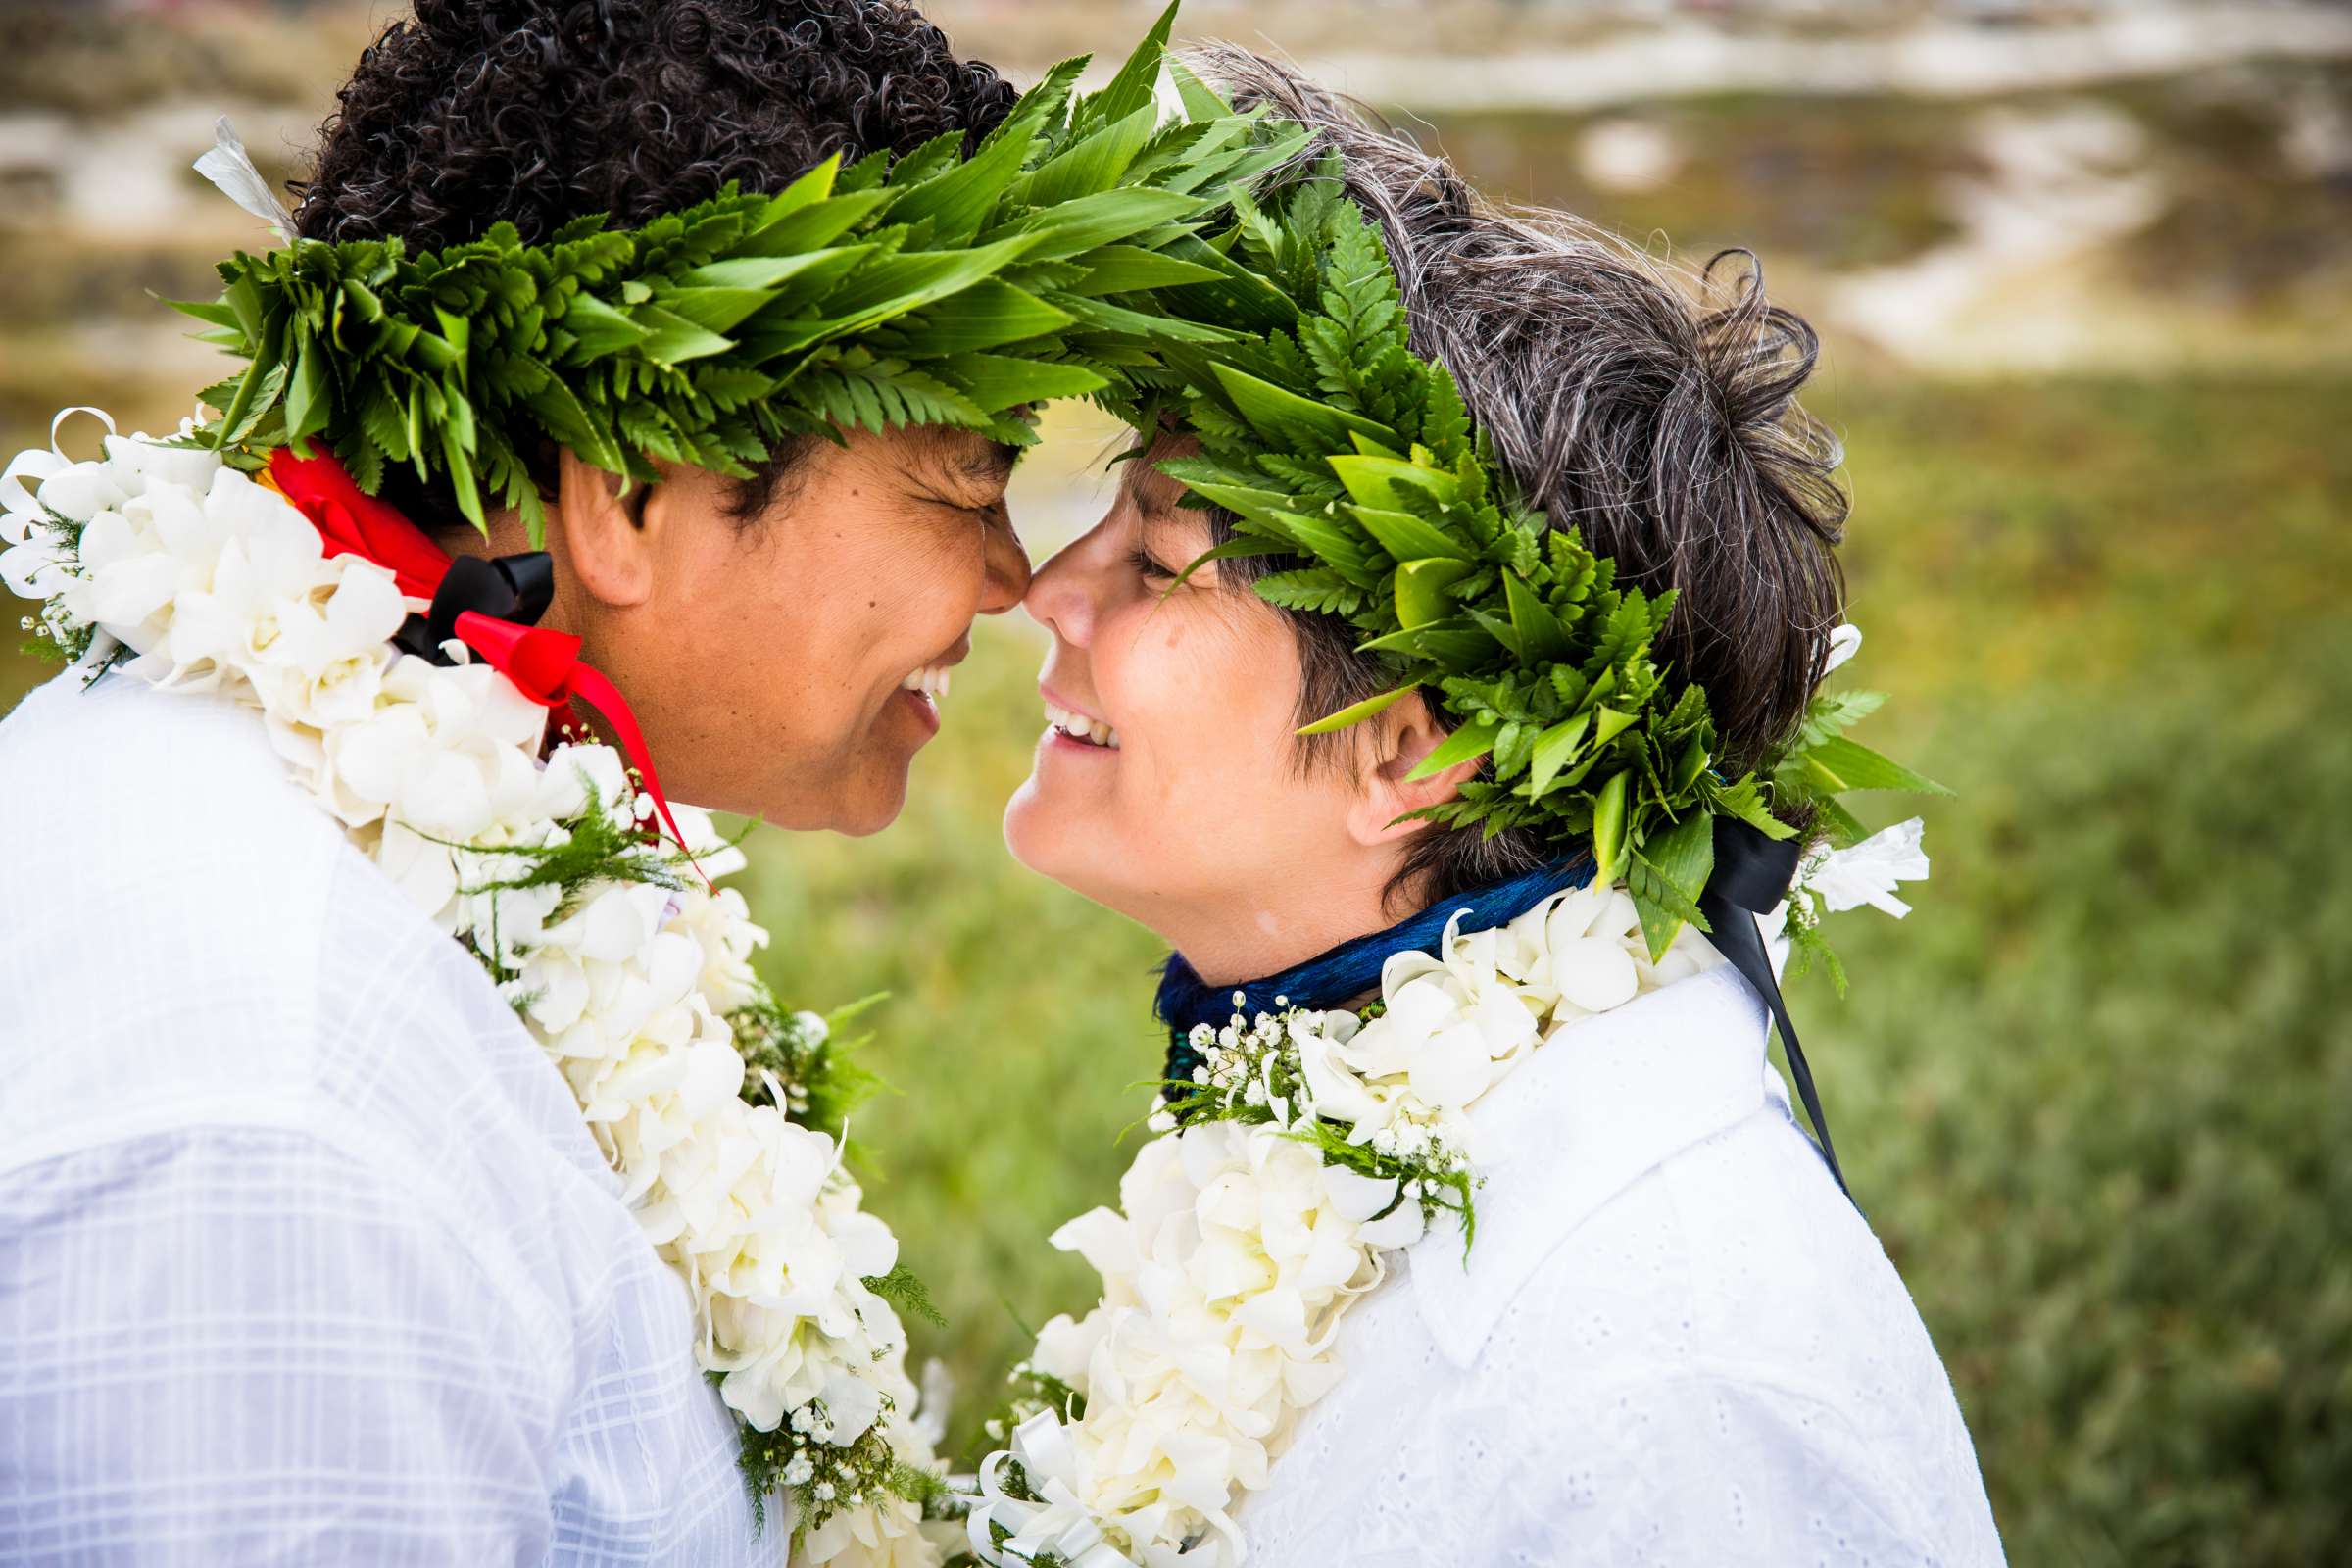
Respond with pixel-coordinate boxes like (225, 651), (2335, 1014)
(1238, 958), (2006, 1566)
(0, 674), (761, 1566)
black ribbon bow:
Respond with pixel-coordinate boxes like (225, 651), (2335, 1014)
(392, 551), (556, 663)
(1695, 814), (1855, 1206)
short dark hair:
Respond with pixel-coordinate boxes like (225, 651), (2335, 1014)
(295, 0), (1019, 249)
(293, 0), (1022, 531)
(1190, 46), (1850, 911)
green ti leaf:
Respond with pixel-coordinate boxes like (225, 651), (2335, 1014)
(1799, 736), (1954, 797)
(1405, 716), (1501, 783)
(1630, 810), (1715, 960)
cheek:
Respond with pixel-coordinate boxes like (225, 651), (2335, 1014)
(843, 520), (988, 681)
(1102, 598), (1309, 814)
(903, 524), (988, 631)
(706, 514), (980, 706)
(683, 542), (816, 698)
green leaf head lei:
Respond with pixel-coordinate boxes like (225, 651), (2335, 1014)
(172, 4), (1303, 545)
(1104, 144), (1948, 964)
(169, 0), (1936, 972)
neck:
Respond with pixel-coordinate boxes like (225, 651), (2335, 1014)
(1150, 856), (1411, 989)
(439, 510), (595, 749)
(1152, 856), (1598, 1066)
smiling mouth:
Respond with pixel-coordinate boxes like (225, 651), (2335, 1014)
(1044, 699), (1120, 750)
(901, 662), (955, 699)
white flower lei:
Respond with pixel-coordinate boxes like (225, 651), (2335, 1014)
(1, 412), (958, 1567)
(963, 836), (1926, 1567)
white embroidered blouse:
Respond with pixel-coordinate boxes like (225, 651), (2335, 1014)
(0, 673), (761, 1565)
(1234, 957), (2008, 1567)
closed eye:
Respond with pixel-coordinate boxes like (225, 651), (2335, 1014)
(1127, 545), (1177, 582)
(914, 487), (1014, 533)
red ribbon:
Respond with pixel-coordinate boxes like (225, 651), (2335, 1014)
(268, 447), (450, 600)
(266, 447), (703, 876)
(449, 612), (703, 870)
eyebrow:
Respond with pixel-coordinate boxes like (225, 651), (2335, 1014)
(900, 435), (1019, 507)
(952, 439), (1020, 486)
(1130, 424), (1197, 508)
(1130, 474), (1179, 521)
(1125, 447), (1187, 519)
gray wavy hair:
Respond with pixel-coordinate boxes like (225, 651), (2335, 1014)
(1187, 45), (1851, 906)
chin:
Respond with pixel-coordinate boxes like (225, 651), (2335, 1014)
(743, 760), (907, 837)
(1004, 774), (1102, 886)
(1002, 776), (1054, 874)
(1004, 782), (1148, 921)
(826, 774), (908, 838)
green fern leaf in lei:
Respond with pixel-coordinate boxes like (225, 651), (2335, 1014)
(169, 2), (1294, 546)
(1104, 139), (1942, 956)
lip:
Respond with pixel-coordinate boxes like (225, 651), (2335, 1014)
(1038, 682), (1120, 758)
(896, 685), (942, 738)
(1038, 683), (1107, 729)
(891, 637), (970, 743)
(1039, 725), (1112, 758)
(910, 637), (972, 683)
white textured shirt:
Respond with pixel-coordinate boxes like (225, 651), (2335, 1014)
(0, 674), (761, 1566)
(1239, 958), (2007, 1566)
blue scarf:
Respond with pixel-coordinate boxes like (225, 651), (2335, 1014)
(1153, 818), (1859, 1209)
(1154, 856), (1594, 1089)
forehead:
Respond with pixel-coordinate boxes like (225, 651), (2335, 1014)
(1121, 428), (1197, 514)
(898, 424), (1019, 489)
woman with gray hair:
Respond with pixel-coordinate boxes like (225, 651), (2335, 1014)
(980, 47), (2005, 1568)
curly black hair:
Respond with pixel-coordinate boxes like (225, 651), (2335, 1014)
(294, 0), (1021, 249)
(291, 1), (1020, 532)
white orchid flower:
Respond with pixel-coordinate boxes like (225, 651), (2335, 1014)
(1822, 620), (1863, 677)
(1804, 816), (1931, 918)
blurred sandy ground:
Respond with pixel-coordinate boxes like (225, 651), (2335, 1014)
(2, 0), (2347, 600)
(2, 1), (2348, 446)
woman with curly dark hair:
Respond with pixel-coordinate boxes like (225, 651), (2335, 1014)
(298, 0), (1038, 837)
(0, 5), (1033, 1564)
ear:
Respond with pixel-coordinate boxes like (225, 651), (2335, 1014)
(1343, 691), (1481, 850)
(549, 447), (657, 609)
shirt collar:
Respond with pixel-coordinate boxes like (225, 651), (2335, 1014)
(1407, 960), (1770, 1368)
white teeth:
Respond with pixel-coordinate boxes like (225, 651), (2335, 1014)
(899, 663), (954, 698)
(1043, 700), (1120, 750)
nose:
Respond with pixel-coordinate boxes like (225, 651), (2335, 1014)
(1023, 532), (1095, 649)
(976, 516), (1033, 616)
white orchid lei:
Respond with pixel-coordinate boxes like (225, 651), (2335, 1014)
(1, 412), (960, 1567)
(958, 798), (1927, 1567)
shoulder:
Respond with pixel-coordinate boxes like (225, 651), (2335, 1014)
(0, 670), (349, 947)
(1419, 959), (1949, 1400)
(2, 674), (334, 1131)
(1471, 1077), (1962, 1409)
(1385, 957), (2001, 1551)
(1452, 1111), (2003, 1561)
(0, 672), (616, 1276)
